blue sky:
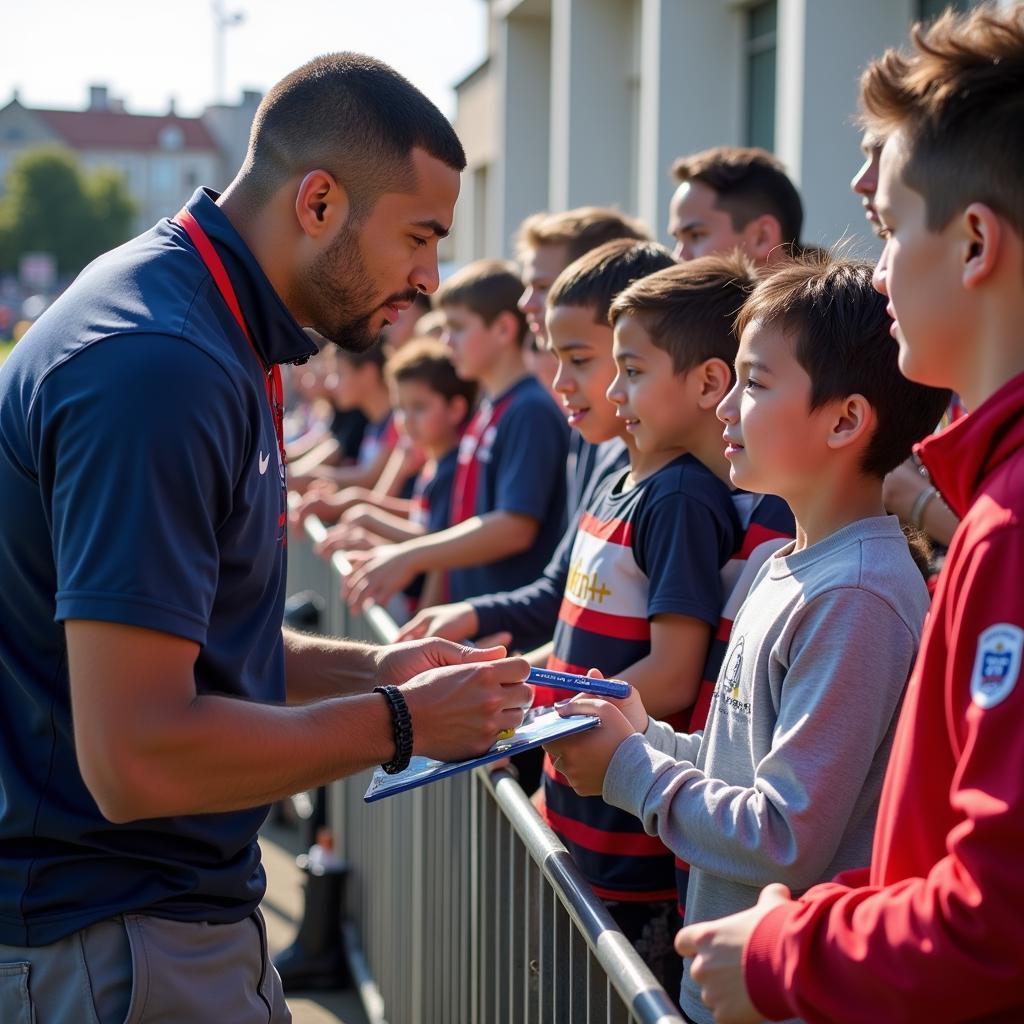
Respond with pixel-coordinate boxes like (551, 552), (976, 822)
(4, 0), (486, 118)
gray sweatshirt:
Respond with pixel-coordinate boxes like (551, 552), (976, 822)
(603, 515), (929, 1024)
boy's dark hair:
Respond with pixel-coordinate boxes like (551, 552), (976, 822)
(734, 253), (951, 478)
(241, 53), (466, 216)
(337, 342), (387, 373)
(859, 6), (1024, 236)
(436, 259), (528, 344)
(548, 239), (676, 324)
(608, 252), (760, 376)
(386, 337), (478, 408)
(672, 146), (804, 247)
(515, 207), (650, 264)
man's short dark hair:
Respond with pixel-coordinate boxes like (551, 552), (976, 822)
(548, 239), (675, 324)
(735, 253), (951, 478)
(672, 146), (804, 247)
(242, 53), (466, 215)
(608, 253), (760, 376)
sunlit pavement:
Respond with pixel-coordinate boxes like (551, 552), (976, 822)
(260, 818), (369, 1024)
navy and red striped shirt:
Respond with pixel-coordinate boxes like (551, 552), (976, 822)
(447, 375), (569, 603)
(541, 454), (739, 901)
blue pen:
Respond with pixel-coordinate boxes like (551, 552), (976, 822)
(527, 667), (631, 699)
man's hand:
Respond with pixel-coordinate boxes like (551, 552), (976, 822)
(401, 653), (533, 762)
(374, 637), (510, 688)
(343, 545), (421, 611)
(544, 696), (637, 796)
(396, 601), (480, 643)
(674, 883), (793, 1024)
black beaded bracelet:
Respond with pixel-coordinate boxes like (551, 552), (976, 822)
(373, 685), (414, 775)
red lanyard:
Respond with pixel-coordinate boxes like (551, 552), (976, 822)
(174, 208), (286, 471)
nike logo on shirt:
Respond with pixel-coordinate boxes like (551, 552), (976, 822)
(259, 451), (270, 475)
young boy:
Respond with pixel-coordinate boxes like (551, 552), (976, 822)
(396, 239), (674, 650)
(532, 254), (762, 993)
(674, 11), (1024, 1023)
(547, 254), (950, 1022)
(316, 340), (475, 568)
(288, 344), (396, 493)
(517, 207), (650, 512)
(343, 260), (569, 626)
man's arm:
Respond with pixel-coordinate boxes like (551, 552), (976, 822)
(68, 620), (532, 823)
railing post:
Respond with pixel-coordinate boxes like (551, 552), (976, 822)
(289, 517), (686, 1024)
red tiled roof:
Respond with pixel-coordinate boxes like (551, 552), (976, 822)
(35, 108), (219, 152)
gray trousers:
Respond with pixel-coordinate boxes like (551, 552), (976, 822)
(0, 911), (290, 1023)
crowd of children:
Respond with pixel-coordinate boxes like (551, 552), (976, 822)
(288, 7), (1024, 1020)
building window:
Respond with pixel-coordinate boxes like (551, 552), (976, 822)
(917, 0), (972, 21)
(745, 1), (778, 152)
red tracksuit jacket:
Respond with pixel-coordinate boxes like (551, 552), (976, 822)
(743, 371), (1024, 1023)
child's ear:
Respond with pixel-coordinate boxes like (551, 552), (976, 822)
(745, 214), (784, 262)
(447, 394), (469, 426)
(826, 394), (875, 454)
(962, 202), (1003, 290)
(295, 169), (350, 238)
(491, 309), (523, 347)
(694, 358), (733, 409)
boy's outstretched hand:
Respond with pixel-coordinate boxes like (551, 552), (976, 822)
(674, 883), (793, 1024)
(544, 679), (647, 796)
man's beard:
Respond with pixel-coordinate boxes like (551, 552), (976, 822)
(307, 226), (419, 353)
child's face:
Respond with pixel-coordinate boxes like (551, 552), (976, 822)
(718, 321), (835, 496)
(850, 130), (883, 237)
(518, 243), (569, 345)
(872, 130), (966, 393)
(607, 315), (696, 452)
(441, 304), (502, 383)
(548, 304), (621, 445)
(392, 379), (461, 452)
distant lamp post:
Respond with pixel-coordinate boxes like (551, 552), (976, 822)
(212, 0), (246, 103)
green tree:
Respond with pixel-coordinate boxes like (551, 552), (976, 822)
(0, 146), (136, 277)
(85, 167), (137, 259)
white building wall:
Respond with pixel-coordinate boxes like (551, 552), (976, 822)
(637, 0), (744, 244)
(549, 0), (637, 213)
(776, 0), (915, 251)
(452, 0), (998, 264)
(496, 12), (551, 256)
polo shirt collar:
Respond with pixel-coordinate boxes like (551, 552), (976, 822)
(180, 188), (318, 367)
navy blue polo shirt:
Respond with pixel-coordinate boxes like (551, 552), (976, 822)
(0, 188), (317, 945)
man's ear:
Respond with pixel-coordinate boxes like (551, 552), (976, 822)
(746, 214), (784, 261)
(695, 358), (733, 409)
(826, 393), (875, 454)
(295, 169), (351, 239)
(962, 202), (1003, 290)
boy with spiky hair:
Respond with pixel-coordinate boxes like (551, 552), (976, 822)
(673, 8), (1024, 1022)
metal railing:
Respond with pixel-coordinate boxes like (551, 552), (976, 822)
(287, 517), (685, 1024)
